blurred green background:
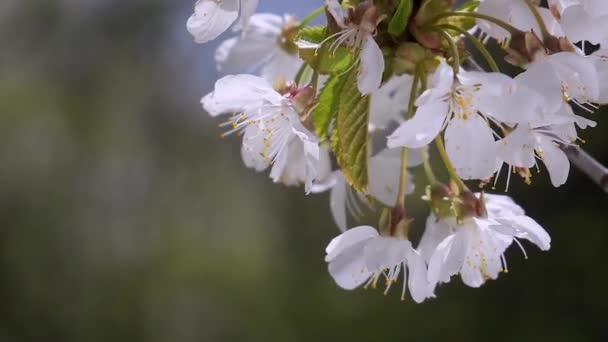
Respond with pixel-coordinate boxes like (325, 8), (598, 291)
(0, 1), (606, 341)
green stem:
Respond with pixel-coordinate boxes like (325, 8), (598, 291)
(396, 148), (409, 208)
(523, 0), (550, 43)
(435, 136), (468, 193)
(297, 5), (326, 30)
(421, 147), (437, 185)
(407, 64), (422, 117)
(423, 12), (519, 36)
(294, 63), (309, 84)
(435, 29), (460, 74)
(432, 24), (500, 73)
(311, 70), (320, 94)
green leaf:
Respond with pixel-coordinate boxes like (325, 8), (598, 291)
(388, 0), (413, 37)
(298, 25), (355, 75)
(312, 75), (347, 139)
(299, 44), (355, 75)
(448, 1), (481, 31)
(297, 25), (327, 43)
(331, 69), (370, 193)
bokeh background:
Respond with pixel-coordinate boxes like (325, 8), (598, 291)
(0, 1), (607, 341)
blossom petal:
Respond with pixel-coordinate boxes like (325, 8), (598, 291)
(367, 149), (413, 205)
(495, 125), (537, 169)
(326, 0), (346, 28)
(329, 173), (348, 232)
(387, 102), (447, 149)
(427, 230), (468, 288)
(202, 74), (280, 116)
(444, 115), (498, 180)
(327, 241), (372, 290)
(406, 249), (431, 303)
(239, 0), (259, 29)
(364, 238), (410, 273)
(459, 223), (510, 287)
(495, 216), (551, 251)
(325, 226), (378, 262)
(537, 136), (570, 187)
(214, 35), (276, 75)
(357, 36), (384, 95)
(187, 0), (240, 44)
(418, 215), (452, 262)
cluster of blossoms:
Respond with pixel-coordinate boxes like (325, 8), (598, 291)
(188, 0), (606, 302)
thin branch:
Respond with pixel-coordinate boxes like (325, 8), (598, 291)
(560, 144), (608, 193)
(463, 58), (608, 194)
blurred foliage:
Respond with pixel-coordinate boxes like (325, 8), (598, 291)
(0, 1), (606, 341)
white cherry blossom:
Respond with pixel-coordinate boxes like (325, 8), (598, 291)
(421, 194), (551, 289)
(325, 225), (430, 302)
(324, 0), (384, 95)
(549, 0), (608, 45)
(477, 0), (563, 42)
(187, 0), (259, 44)
(214, 13), (303, 82)
(203, 74), (320, 192)
(387, 61), (516, 180)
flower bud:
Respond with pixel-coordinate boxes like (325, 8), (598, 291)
(393, 42), (439, 75)
(379, 205), (413, 239)
(291, 85), (316, 116)
(423, 183), (454, 219)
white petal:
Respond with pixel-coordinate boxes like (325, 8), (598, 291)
(327, 241), (372, 290)
(418, 215), (452, 262)
(483, 193), (525, 217)
(238, 0), (259, 29)
(325, 226), (378, 262)
(459, 222), (510, 287)
(369, 75), (413, 129)
(591, 49), (608, 104)
(423, 61), (454, 99)
(495, 125), (537, 169)
(214, 35), (276, 75)
(367, 149), (411, 205)
(476, 0), (511, 41)
(536, 136), (570, 187)
(261, 50), (303, 83)
(311, 146), (334, 192)
(444, 115), (498, 180)
(326, 0), (347, 28)
(363, 238), (410, 273)
(357, 36), (384, 95)
(427, 229), (468, 287)
(387, 102), (447, 149)
(547, 52), (599, 104)
(406, 249), (431, 303)
(329, 173), (348, 232)
(202, 74), (280, 116)
(495, 216), (551, 251)
(561, 5), (608, 45)
(187, 0), (240, 44)
(515, 61), (563, 115)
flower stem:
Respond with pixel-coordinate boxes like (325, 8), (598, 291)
(421, 147), (437, 185)
(433, 24), (500, 73)
(435, 136), (468, 193)
(395, 63), (424, 208)
(435, 29), (460, 74)
(523, 0), (550, 43)
(295, 63), (310, 84)
(423, 11), (519, 36)
(297, 5), (326, 30)
(396, 148), (409, 208)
